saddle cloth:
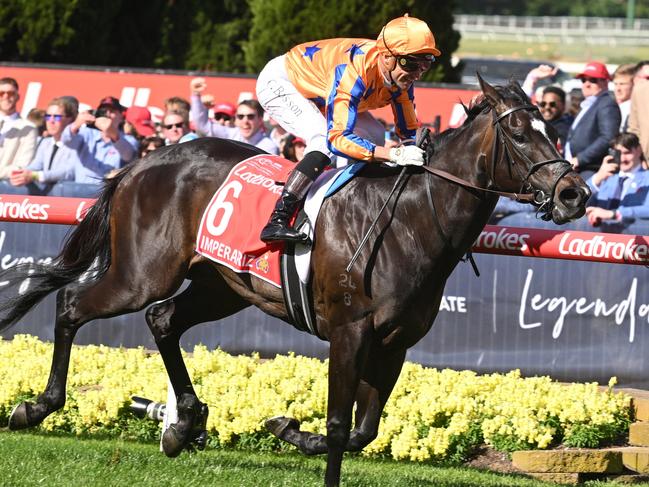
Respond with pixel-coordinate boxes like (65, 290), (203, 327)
(195, 154), (363, 288)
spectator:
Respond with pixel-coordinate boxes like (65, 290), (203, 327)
(9, 97), (78, 193)
(567, 89), (584, 117)
(62, 96), (138, 183)
(538, 86), (573, 151)
(0, 77), (38, 179)
(161, 110), (198, 145)
(26, 108), (47, 142)
(521, 64), (559, 100)
(564, 62), (621, 176)
(612, 63), (636, 131)
(190, 77), (279, 154)
(282, 134), (306, 162)
(268, 116), (289, 152)
(164, 96), (191, 114)
(585, 132), (649, 229)
(125, 106), (156, 140)
(628, 60), (649, 161)
(213, 102), (236, 127)
(139, 135), (165, 158)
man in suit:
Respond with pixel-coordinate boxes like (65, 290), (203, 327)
(628, 61), (649, 159)
(585, 132), (649, 229)
(0, 77), (38, 179)
(564, 62), (621, 176)
(9, 96), (79, 194)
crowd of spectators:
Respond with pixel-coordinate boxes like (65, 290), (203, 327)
(0, 75), (330, 196)
(1, 60), (649, 235)
(493, 59), (649, 234)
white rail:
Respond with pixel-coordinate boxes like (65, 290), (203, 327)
(455, 14), (649, 46)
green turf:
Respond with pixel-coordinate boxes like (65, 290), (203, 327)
(0, 431), (645, 487)
(457, 37), (649, 65)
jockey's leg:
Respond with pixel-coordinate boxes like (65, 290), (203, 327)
(260, 150), (330, 243)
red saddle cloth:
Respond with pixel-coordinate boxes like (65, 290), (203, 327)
(195, 154), (294, 288)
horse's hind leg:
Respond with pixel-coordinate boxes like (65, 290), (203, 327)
(9, 262), (186, 430)
(266, 346), (406, 455)
(145, 271), (248, 457)
(346, 347), (406, 451)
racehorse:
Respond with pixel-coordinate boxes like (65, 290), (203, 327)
(0, 77), (590, 486)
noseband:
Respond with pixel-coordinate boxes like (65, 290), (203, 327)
(491, 104), (574, 219)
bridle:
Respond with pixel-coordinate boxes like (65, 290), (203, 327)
(421, 102), (574, 220)
(491, 104), (574, 219)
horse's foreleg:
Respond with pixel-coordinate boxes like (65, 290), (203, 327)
(324, 321), (371, 487)
(146, 276), (248, 458)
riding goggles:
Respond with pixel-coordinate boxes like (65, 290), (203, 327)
(396, 54), (435, 72)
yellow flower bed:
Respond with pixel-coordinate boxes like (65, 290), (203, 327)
(0, 334), (631, 462)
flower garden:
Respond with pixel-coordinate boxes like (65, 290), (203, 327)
(0, 334), (632, 464)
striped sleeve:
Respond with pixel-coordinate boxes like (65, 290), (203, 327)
(391, 84), (418, 141)
(325, 64), (376, 161)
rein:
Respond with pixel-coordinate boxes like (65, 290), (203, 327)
(422, 104), (573, 213)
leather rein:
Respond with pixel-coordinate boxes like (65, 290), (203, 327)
(421, 104), (574, 217)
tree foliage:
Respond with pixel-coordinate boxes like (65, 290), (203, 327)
(245, 0), (461, 82)
(0, 0), (460, 81)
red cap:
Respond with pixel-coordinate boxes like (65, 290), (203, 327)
(97, 96), (125, 111)
(292, 137), (306, 146)
(213, 102), (236, 118)
(575, 62), (611, 81)
(125, 106), (155, 137)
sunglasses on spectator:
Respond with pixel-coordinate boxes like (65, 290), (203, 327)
(538, 101), (558, 109)
(236, 113), (257, 120)
(163, 122), (184, 130)
(396, 54), (435, 73)
(0, 90), (17, 98)
(581, 77), (602, 84)
(214, 114), (232, 121)
(44, 114), (64, 122)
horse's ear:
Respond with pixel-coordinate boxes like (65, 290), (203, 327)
(477, 73), (502, 107)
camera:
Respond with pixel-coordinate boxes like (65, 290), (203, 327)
(608, 147), (621, 165)
(129, 396), (166, 421)
(86, 107), (109, 129)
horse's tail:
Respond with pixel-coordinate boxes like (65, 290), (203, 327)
(0, 166), (135, 332)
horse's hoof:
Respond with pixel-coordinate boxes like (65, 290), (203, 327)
(8, 402), (35, 430)
(193, 430), (208, 451)
(265, 416), (300, 439)
(161, 425), (184, 458)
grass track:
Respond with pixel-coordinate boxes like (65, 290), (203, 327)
(457, 37), (649, 64)
(0, 431), (644, 487)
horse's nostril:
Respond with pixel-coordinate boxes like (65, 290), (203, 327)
(558, 186), (590, 208)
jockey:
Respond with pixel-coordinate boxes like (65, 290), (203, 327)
(256, 14), (441, 244)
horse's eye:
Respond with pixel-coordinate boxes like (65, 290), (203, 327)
(511, 130), (526, 143)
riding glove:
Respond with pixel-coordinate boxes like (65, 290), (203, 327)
(389, 146), (425, 166)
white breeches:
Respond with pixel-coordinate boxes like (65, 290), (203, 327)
(256, 55), (385, 167)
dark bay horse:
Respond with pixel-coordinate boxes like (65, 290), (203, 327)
(0, 77), (590, 486)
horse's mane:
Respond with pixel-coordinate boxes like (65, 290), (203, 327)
(429, 81), (530, 153)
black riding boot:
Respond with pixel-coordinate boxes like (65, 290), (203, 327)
(260, 170), (313, 243)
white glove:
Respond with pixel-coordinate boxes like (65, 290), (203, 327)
(389, 146), (425, 166)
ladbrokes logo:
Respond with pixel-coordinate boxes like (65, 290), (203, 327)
(558, 233), (649, 263)
(474, 227), (529, 252)
(0, 197), (49, 221)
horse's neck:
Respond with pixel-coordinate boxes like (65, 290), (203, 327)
(432, 118), (492, 189)
(418, 119), (498, 257)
